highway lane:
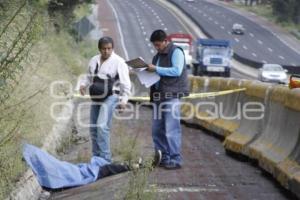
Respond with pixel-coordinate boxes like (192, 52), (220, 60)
(110, 0), (253, 80)
(170, 0), (300, 67)
(110, 0), (187, 63)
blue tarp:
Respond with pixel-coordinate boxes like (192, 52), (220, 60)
(22, 144), (109, 189)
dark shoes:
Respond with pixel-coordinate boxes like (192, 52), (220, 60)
(131, 150), (181, 170)
(159, 160), (182, 170)
(152, 149), (162, 167)
(163, 162), (182, 170)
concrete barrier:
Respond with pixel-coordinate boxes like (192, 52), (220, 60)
(131, 73), (300, 197)
(187, 77), (244, 137)
(208, 79), (243, 137)
(223, 81), (271, 154)
(179, 76), (300, 198)
(246, 87), (300, 174)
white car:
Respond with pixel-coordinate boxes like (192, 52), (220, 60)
(232, 23), (245, 35)
(258, 64), (288, 84)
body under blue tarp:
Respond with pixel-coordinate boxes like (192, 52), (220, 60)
(23, 144), (109, 189)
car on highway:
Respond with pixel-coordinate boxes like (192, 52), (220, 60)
(258, 64), (288, 84)
(232, 23), (245, 35)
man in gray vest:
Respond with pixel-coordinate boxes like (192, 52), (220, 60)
(147, 30), (189, 169)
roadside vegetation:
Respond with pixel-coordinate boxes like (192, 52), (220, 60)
(112, 126), (160, 200)
(0, 0), (93, 198)
(1, 0), (159, 199)
(230, 0), (300, 40)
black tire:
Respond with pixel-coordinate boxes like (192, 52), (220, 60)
(193, 64), (199, 76)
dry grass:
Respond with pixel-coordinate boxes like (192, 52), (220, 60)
(0, 29), (89, 198)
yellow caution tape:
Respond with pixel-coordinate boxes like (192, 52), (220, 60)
(73, 88), (246, 102)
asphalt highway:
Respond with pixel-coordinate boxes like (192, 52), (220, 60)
(170, 0), (300, 67)
(110, 0), (253, 79)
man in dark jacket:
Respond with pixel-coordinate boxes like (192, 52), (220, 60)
(147, 30), (189, 170)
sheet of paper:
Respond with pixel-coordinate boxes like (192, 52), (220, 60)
(127, 57), (160, 88)
(136, 68), (160, 88)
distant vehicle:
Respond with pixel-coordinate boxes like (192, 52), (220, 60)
(232, 23), (245, 35)
(258, 64), (288, 84)
(167, 33), (193, 68)
(193, 39), (233, 77)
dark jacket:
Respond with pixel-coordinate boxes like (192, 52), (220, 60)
(150, 42), (189, 102)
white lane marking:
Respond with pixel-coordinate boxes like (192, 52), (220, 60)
(258, 40), (263, 44)
(164, 27), (168, 31)
(141, 26), (144, 30)
(209, 17), (213, 21)
(234, 38), (239, 42)
(262, 60), (267, 63)
(214, 21), (219, 25)
(227, 31), (231, 35)
(145, 38), (149, 41)
(279, 55), (285, 60)
(252, 53), (257, 57)
(151, 49), (155, 54)
(221, 26), (225, 29)
(203, 13), (207, 17)
(148, 43), (152, 47)
(143, 32), (147, 35)
(249, 33), (254, 37)
(291, 63), (296, 67)
(108, 0), (128, 60)
(243, 45), (248, 50)
(268, 47), (273, 52)
(161, 23), (164, 26)
(145, 186), (220, 193)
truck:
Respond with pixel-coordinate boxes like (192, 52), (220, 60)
(167, 33), (193, 68)
(193, 39), (233, 77)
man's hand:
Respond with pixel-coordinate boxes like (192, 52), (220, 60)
(116, 103), (127, 113)
(79, 85), (86, 96)
(147, 64), (156, 72)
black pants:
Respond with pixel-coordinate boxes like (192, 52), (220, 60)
(97, 164), (130, 179)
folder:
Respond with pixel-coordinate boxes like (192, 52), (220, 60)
(126, 57), (148, 68)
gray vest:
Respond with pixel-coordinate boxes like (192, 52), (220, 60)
(150, 43), (189, 102)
